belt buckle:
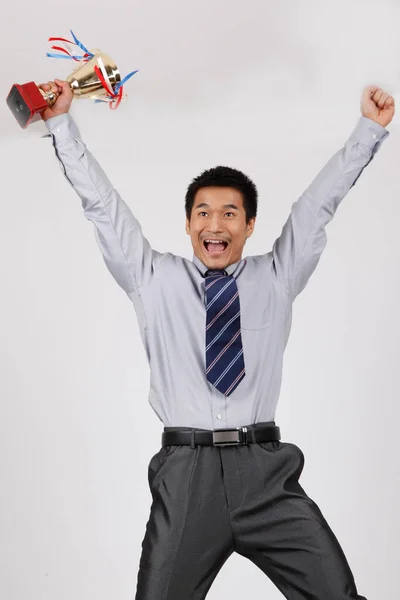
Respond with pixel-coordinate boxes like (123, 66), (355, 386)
(212, 426), (248, 446)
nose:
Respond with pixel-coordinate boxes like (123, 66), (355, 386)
(207, 214), (224, 232)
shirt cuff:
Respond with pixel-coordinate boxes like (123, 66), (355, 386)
(348, 115), (390, 153)
(41, 112), (81, 142)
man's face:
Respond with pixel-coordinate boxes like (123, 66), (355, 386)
(185, 186), (255, 269)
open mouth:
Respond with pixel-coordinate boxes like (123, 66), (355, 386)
(203, 240), (229, 256)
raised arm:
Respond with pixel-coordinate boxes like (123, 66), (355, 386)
(270, 85), (394, 300)
(40, 79), (164, 295)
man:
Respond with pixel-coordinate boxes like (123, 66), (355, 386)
(40, 78), (394, 599)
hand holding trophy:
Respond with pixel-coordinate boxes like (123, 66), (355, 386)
(6, 30), (138, 128)
(38, 79), (73, 121)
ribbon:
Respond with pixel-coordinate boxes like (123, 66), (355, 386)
(46, 30), (94, 62)
(46, 30), (138, 109)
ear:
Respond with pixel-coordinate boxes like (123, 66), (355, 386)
(246, 217), (256, 238)
(185, 217), (190, 235)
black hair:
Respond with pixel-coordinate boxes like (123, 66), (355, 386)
(185, 166), (258, 224)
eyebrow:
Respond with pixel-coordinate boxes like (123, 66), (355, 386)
(195, 203), (239, 210)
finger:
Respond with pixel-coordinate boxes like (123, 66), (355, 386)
(364, 85), (379, 92)
(372, 88), (384, 106)
(364, 85), (380, 97)
(384, 95), (394, 108)
(43, 81), (57, 96)
(54, 78), (68, 91)
(377, 92), (389, 109)
(54, 79), (73, 99)
(361, 85), (379, 106)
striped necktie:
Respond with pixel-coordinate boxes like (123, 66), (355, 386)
(205, 269), (246, 396)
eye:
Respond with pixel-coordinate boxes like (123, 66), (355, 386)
(198, 211), (234, 217)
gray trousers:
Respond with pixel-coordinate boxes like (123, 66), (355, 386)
(135, 425), (367, 600)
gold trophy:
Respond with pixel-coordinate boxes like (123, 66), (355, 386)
(6, 32), (137, 128)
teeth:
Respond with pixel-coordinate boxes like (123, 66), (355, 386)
(205, 240), (225, 243)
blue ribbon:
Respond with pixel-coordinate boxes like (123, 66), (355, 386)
(114, 70), (139, 94)
(69, 29), (93, 57)
(46, 53), (85, 60)
(93, 70), (139, 102)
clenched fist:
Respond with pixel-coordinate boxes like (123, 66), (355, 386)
(39, 79), (73, 122)
(361, 86), (395, 128)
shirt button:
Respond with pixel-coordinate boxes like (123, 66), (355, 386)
(372, 133), (377, 139)
(217, 414), (222, 420)
(56, 127), (61, 133)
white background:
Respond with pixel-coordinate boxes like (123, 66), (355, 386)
(1, 1), (400, 598)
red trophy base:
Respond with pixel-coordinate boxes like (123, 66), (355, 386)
(6, 82), (49, 129)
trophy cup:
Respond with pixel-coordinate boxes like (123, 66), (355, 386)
(6, 31), (138, 129)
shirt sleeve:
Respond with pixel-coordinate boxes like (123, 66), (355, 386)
(43, 113), (165, 294)
(269, 116), (390, 300)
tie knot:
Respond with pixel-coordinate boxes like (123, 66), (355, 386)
(205, 269), (227, 277)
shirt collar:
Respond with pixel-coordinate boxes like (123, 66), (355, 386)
(192, 253), (241, 277)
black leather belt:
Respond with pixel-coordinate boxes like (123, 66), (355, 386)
(162, 424), (281, 447)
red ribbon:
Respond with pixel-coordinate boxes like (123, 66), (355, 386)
(48, 37), (91, 62)
(94, 64), (124, 109)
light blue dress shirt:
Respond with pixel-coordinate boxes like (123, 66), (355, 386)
(44, 113), (389, 429)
